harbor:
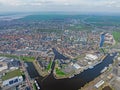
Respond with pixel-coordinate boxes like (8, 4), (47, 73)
(26, 48), (117, 90)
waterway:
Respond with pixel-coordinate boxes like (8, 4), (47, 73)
(26, 48), (117, 90)
(26, 62), (40, 79)
(100, 34), (105, 47)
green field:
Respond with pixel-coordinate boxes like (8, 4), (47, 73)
(20, 14), (87, 22)
(33, 83), (37, 90)
(35, 29), (62, 33)
(55, 68), (65, 76)
(112, 31), (120, 42)
(20, 56), (35, 62)
(0, 54), (19, 59)
(68, 24), (93, 31)
(46, 60), (52, 71)
(87, 16), (120, 22)
(85, 16), (120, 27)
(0, 54), (35, 62)
(2, 69), (23, 81)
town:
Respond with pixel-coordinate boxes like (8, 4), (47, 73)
(0, 14), (120, 90)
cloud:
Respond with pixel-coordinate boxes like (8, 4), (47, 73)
(0, 0), (119, 7)
(0, 0), (42, 6)
(0, 0), (21, 6)
(0, 0), (120, 13)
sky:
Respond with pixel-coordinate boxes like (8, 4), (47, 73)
(0, 0), (120, 13)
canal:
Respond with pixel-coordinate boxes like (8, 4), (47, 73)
(100, 34), (105, 47)
(26, 62), (40, 79)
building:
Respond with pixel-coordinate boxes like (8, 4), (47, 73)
(94, 80), (104, 88)
(0, 62), (8, 72)
(117, 65), (120, 77)
(85, 54), (98, 61)
(2, 76), (23, 87)
(104, 33), (115, 45)
(8, 59), (20, 70)
(73, 63), (81, 70)
(0, 57), (8, 62)
(118, 57), (120, 61)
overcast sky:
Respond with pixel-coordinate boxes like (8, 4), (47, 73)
(0, 0), (120, 13)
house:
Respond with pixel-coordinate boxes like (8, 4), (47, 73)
(0, 62), (8, 72)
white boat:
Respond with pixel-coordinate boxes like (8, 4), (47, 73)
(35, 80), (41, 90)
(89, 66), (94, 69)
(69, 75), (74, 78)
(110, 54), (113, 56)
(89, 60), (102, 69)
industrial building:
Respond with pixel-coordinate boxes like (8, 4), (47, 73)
(0, 62), (8, 72)
(85, 54), (98, 61)
(2, 76), (23, 87)
(73, 63), (81, 70)
(8, 59), (20, 70)
(94, 80), (104, 88)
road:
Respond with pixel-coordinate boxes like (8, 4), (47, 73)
(21, 61), (33, 90)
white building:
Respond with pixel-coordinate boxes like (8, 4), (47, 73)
(73, 63), (81, 69)
(104, 33), (115, 45)
(118, 57), (120, 61)
(85, 54), (98, 61)
(2, 76), (23, 87)
(94, 80), (104, 88)
(0, 62), (8, 72)
(0, 57), (7, 62)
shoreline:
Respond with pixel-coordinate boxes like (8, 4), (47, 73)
(33, 60), (50, 77)
(53, 55), (107, 79)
